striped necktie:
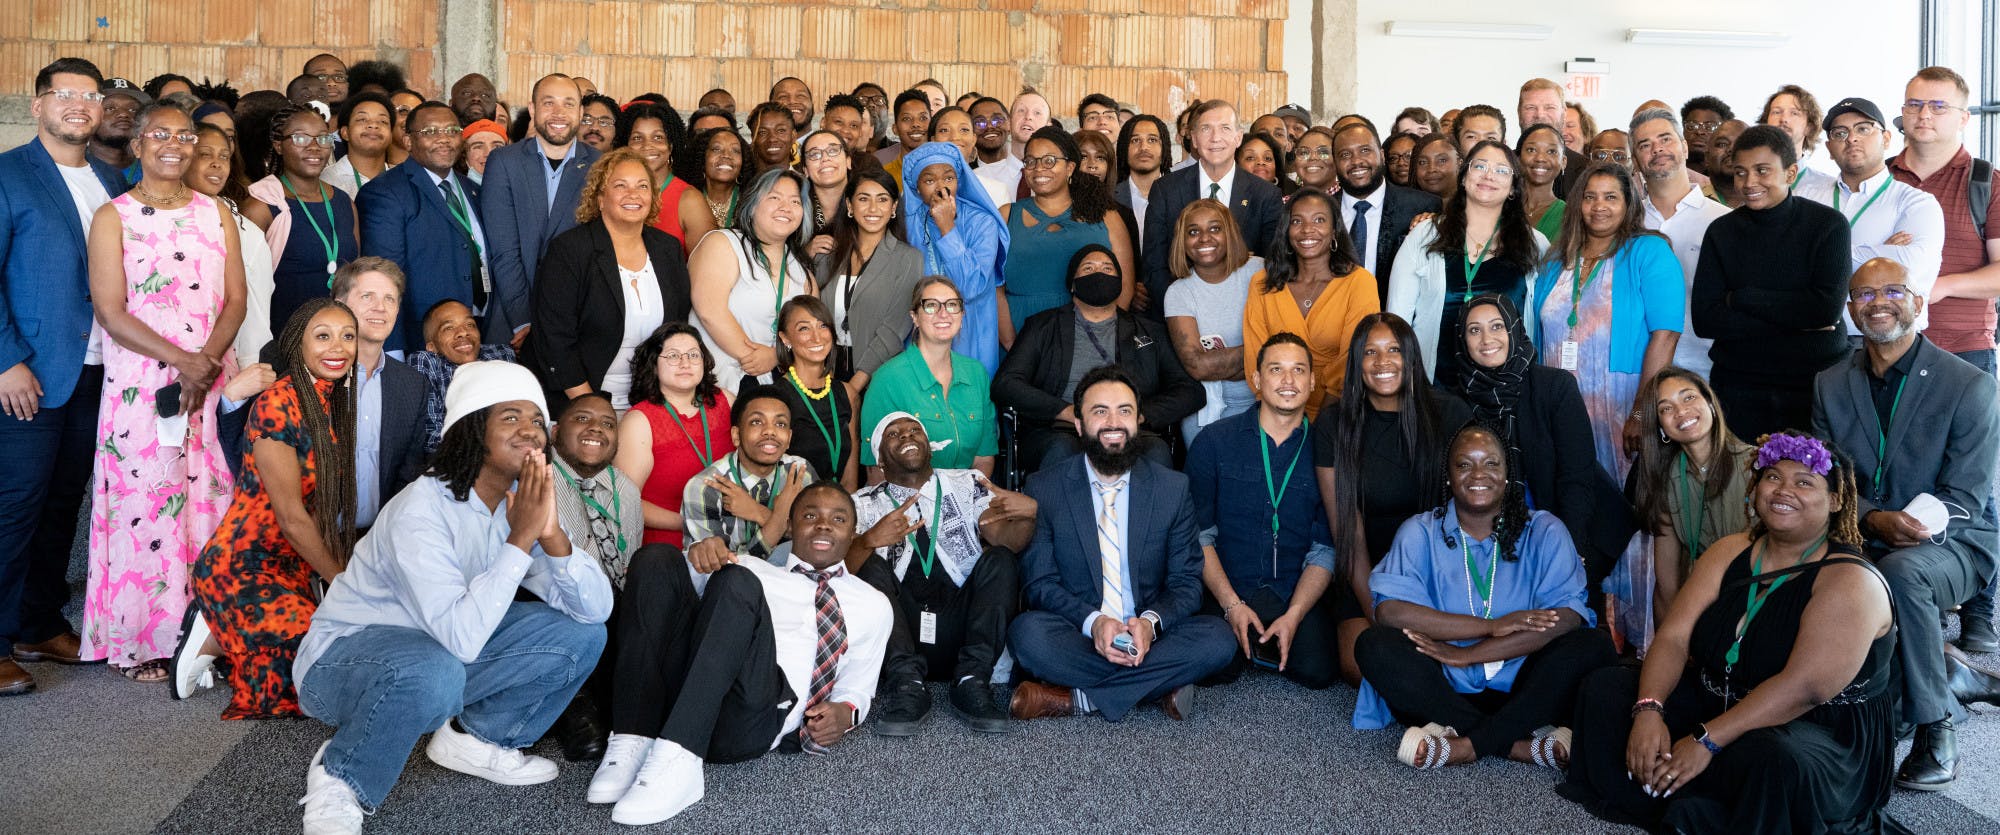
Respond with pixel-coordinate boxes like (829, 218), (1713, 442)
(792, 564), (847, 755)
(1095, 480), (1127, 621)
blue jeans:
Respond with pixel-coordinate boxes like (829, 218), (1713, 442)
(1953, 348), (1999, 625)
(297, 602), (606, 809)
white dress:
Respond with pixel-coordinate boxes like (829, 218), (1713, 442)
(601, 261), (666, 411)
(694, 229), (810, 394)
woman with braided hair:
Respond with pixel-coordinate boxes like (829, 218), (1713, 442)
(177, 299), (360, 717)
(243, 104), (360, 334)
(1350, 421), (1616, 772)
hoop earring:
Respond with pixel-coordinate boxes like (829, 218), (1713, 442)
(1659, 428), (1670, 444)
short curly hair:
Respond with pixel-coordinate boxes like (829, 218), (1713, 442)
(575, 146), (663, 225)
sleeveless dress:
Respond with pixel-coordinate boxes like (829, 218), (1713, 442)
(82, 192), (239, 666)
(265, 186), (358, 338)
(693, 229), (810, 393)
(632, 393), (736, 548)
(1564, 544), (1903, 834)
(775, 368), (855, 484)
(1001, 201), (1111, 332)
(192, 377), (332, 718)
(652, 175), (694, 247)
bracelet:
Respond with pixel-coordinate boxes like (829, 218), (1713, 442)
(1221, 599), (1244, 616)
(1630, 698), (1665, 718)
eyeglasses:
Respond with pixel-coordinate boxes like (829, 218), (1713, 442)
(803, 147), (844, 162)
(1024, 154), (1068, 170)
(412, 126), (459, 138)
(139, 129), (199, 145)
(916, 299), (964, 316)
(1848, 284), (1913, 303)
(1467, 161), (1514, 177)
(1588, 150), (1631, 163)
(857, 95), (888, 108)
(1902, 100), (1966, 116)
(286, 133), (338, 147)
(659, 350), (703, 366)
(972, 116), (1008, 130)
(1826, 123), (1882, 142)
(1686, 121), (1722, 133)
(312, 73), (349, 84)
(1386, 152), (1412, 165)
(578, 116), (614, 128)
(1296, 147), (1333, 161)
(39, 89), (105, 103)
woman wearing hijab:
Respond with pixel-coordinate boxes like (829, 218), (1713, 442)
(1450, 295), (1634, 586)
(901, 141), (1009, 375)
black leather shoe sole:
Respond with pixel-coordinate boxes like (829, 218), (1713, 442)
(1895, 772), (1956, 792)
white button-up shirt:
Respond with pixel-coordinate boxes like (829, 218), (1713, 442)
(1341, 181), (1387, 276)
(1797, 167), (1945, 333)
(1641, 180), (1733, 378)
(1197, 164), (1236, 206)
(736, 554), (891, 743)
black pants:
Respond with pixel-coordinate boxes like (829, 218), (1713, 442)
(0, 365), (99, 655)
(1353, 624), (1615, 758)
(609, 546), (793, 764)
(1198, 586), (1338, 689)
(1709, 376), (1813, 443)
(869, 545), (1019, 685)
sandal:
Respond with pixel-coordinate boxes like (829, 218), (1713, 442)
(1396, 723), (1460, 769)
(1529, 726), (1572, 770)
(119, 659), (170, 684)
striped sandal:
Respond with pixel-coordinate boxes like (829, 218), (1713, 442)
(1396, 723), (1460, 770)
(1529, 726), (1572, 770)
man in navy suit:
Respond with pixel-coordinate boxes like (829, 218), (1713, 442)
(1006, 366), (1235, 721)
(358, 101), (491, 355)
(1140, 99), (1284, 321)
(1330, 121), (1442, 307)
(479, 73), (599, 349)
(0, 58), (127, 695)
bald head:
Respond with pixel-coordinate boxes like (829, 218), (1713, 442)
(1847, 258), (1923, 344)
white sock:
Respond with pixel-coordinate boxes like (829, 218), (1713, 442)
(1072, 689), (1095, 714)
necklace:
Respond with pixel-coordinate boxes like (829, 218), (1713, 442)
(1461, 529), (1500, 619)
(707, 187), (738, 226)
(133, 182), (188, 206)
(788, 365), (833, 400)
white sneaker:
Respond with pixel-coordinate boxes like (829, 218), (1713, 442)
(168, 605), (219, 701)
(609, 739), (704, 826)
(300, 741), (364, 835)
(587, 734), (653, 804)
(423, 720), (559, 786)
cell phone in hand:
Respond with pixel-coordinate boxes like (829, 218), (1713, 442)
(154, 381), (183, 418)
(1111, 632), (1137, 656)
(1200, 334), (1225, 351)
(1252, 635), (1283, 669)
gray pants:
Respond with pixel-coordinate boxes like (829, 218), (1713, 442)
(1877, 541), (1995, 725)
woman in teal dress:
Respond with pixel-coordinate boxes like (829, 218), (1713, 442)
(997, 126), (1135, 344)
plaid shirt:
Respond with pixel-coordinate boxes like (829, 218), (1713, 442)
(681, 451), (817, 561)
(407, 345), (518, 453)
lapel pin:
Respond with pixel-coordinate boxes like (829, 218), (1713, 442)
(1240, 199), (1249, 207)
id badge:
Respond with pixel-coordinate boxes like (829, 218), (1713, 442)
(919, 610), (938, 644)
(1559, 340), (1579, 371)
(1482, 660), (1505, 680)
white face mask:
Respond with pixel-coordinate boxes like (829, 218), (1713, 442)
(1904, 492), (1970, 544)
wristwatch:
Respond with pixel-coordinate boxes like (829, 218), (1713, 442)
(1140, 611), (1162, 640)
(1693, 723), (1723, 754)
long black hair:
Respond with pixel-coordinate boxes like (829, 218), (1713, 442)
(1434, 421), (1532, 562)
(824, 167), (907, 281)
(1114, 113), (1173, 183)
(1328, 313), (1445, 568)
(273, 298), (359, 560)
(426, 407), (491, 503)
(1024, 125), (1114, 225)
(1261, 188), (1359, 292)
(1424, 139), (1539, 274)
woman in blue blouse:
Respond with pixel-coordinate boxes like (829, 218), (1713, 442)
(901, 142), (1009, 375)
(1352, 422), (1616, 770)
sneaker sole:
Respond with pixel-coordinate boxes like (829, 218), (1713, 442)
(168, 605), (218, 701)
(872, 720), (921, 737)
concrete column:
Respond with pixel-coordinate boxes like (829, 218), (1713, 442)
(1312, 0), (1359, 120)
(439, 0), (500, 93)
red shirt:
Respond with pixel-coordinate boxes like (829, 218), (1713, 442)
(1889, 147), (2000, 353)
(651, 176), (694, 248)
(633, 392), (735, 547)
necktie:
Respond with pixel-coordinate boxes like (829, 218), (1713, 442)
(792, 564), (848, 755)
(1351, 200), (1372, 270)
(1207, 182), (1220, 200)
(746, 478), (773, 547)
(1095, 480), (1127, 621)
(439, 179), (489, 310)
(583, 479), (617, 559)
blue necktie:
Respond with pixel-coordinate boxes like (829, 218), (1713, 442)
(1351, 200), (1372, 268)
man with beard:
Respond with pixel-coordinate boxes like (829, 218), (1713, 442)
(1814, 258), (2000, 791)
(1006, 366), (1236, 722)
(480, 73), (598, 348)
(1632, 107), (1733, 379)
(577, 94), (619, 155)
(746, 101), (797, 170)
(968, 96), (1011, 168)
(1703, 118), (1748, 205)
(874, 89), (930, 179)
(450, 73), (499, 125)
(820, 94), (873, 155)
(850, 413), (1037, 735)
(0, 57), (126, 696)
(411, 300), (518, 452)
(1795, 98), (1944, 340)
(303, 53), (350, 107)
(89, 76), (146, 182)
(852, 82), (892, 151)
(359, 102), (494, 354)
(1331, 121), (1440, 305)
(770, 77), (814, 135)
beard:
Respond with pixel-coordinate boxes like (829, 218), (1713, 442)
(1339, 168), (1383, 198)
(1083, 427), (1142, 477)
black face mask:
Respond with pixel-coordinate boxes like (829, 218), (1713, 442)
(1072, 271), (1121, 307)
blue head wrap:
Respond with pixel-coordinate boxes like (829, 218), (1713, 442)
(899, 142), (1008, 274)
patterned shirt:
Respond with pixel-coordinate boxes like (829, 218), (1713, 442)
(407, 345), (518, 453)
(681, 451), (818, 564)
(853, 470), (993, 586)
(551, 453), (645, 589)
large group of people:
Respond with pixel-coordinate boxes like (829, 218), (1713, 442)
(3, 51), (1999, 834)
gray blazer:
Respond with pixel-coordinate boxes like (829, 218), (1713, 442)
(1812, 336), (1999, 562)
(476, 138), (601, 344)
(814, 235), (925, 377)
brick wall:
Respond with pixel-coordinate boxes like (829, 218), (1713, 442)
(0, 0), (1288, 128)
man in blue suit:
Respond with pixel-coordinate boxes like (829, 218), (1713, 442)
(478, 73), (599, 348)
(358, 101), (491, 356)
(1007, 366), (1235, 721)
(1139, 99), (1284, 322)
(0, 58), (127, 695)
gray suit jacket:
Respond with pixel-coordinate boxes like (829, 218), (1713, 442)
(813, 235), (924, 377)
(477, 138), (600, 344)
(1813, 336), (1999, 562)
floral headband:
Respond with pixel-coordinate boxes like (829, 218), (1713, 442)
(1754, 433), (1833, 477)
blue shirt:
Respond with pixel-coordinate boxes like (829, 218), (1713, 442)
(539, 140), (577, 212)
(353, 352), (384, 527)
(1078, 458), (1135, 637)
(1185, 409), (1336, 601)
(1352, 503), (1593, 729)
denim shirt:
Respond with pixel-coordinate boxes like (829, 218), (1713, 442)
(1185, 408), (1336, 600)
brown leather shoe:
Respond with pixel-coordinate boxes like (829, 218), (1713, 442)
(1161, 684), (1195, 721)
(0, 658), (34, 696)
(1008, 681), (1075, 720)
(13, 632), (91, 665)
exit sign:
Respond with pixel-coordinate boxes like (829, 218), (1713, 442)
(1566, 74), (1602, 102)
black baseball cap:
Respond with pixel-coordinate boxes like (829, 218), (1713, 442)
(1822, 97), (1885, 129)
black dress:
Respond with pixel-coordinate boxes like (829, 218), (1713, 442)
(1563, 544), (1903, 834)
(775, 370), (854, 485)
(1314, 392), (1473, 621)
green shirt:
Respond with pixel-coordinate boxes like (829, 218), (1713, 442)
(859, 346), (998, 468)
(1533, 199), (1566, 241)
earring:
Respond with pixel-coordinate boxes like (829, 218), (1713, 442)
(1659, 427), (1670, 444)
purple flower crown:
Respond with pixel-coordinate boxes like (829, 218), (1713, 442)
(1754, 433), (1832, 476)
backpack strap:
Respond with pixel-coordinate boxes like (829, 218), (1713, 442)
(1970, 157), (1992, 241)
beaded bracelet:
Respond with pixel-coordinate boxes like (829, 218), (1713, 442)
(1630, 698), (1665, 718)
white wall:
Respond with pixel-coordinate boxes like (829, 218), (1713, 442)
(1347, 0), (1926, 137)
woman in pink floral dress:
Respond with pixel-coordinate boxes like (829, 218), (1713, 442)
(81, 105), (246, 681)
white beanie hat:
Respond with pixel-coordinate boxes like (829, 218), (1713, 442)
(869, 410), (951, 459)
(443, 361), (549, 434)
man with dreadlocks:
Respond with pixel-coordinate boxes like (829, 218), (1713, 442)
(291, 361), (612, 835)
(1352, 421), (1614, 772)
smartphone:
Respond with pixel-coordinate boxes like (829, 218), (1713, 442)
(154, 381), (183, 419)
(1200, 334), (1225, 351)
(1111, 633), (1137, 656)
(1252, 636), (1283, 669)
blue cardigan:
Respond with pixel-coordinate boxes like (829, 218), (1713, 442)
(1530, 234), (1683, 375)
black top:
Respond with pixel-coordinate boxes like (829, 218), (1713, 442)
(774, 371), (854, 484)
(1691, 194), (1852, 388)
(1314, 392), (1473, 563)
(994, 304), (1204, 435)
(1867, 340), (1920, 430)
(1436, 254), (1529, 390)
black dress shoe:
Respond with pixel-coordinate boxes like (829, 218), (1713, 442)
(1947, 649), (2000, 707)
(872, 680), (930, 737)
(1895, 720), (1958, 791)
(1959, 615), (2000, 654)
(552, 695), (608, 762)
(948, 678), (1011, 734)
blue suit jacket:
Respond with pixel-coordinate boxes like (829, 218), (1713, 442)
(0, 139), (126, 408)
(1019, 454), (1204, 630)
(357, 164), (487, 354)
(477, 139), (599, 344)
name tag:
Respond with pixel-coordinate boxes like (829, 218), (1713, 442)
(919, 610), (938, 645)
(1559, 340), (1579, 372)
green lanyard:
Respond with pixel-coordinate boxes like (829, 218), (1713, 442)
(1788, 168), (1806, 190)
(909, 478), (946, 578)
(438, 178), (481, 257)
(1462, 534), (1499, 619)
(1460, 218), (1502, 303)
(756, 248), (791, 339)
(279, 173), (340, 284)
(552, 459), (625, 556)
(1676, 451), (1708, 554)
(1873, 376), (1907, 496)
(665, 397), (715, 469)
(1258, 418), (1309, 559)
(1567, 255), (1605, 329)
(1833, 180), (1890, 227)
(788, 369), (843, 476)
(727, 454), (785, 509)
(1726, 532), (1830, 667)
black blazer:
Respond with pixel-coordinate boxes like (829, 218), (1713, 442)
(1371, 183), (1442, 306)
(217, 358), (431, 512)
(1140, 165), (1284, 320)
(526, 220), (692, 406)
(993, 305), (1205, 452)
(1495, 365), (1635, 581)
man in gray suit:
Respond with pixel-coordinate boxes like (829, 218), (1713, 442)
(1813, 257), (2000, 792)
(478, 73), (599, 348)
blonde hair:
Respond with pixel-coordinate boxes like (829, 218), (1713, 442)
(574, 146), (661, 224)
(1166, 198), (1250, 279)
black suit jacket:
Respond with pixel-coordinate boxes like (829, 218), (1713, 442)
(993, 305), (1204, 462)
(217, 358), (431, 513)
(1140, 165), (1283, 320)
(1020, 454), (1203, 629)
(1370, 183), (1442, 306)
(525, 219), (692, 407)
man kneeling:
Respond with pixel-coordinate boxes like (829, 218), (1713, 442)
(294, 362), (614, 835)
(589, 482), (891, 825)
